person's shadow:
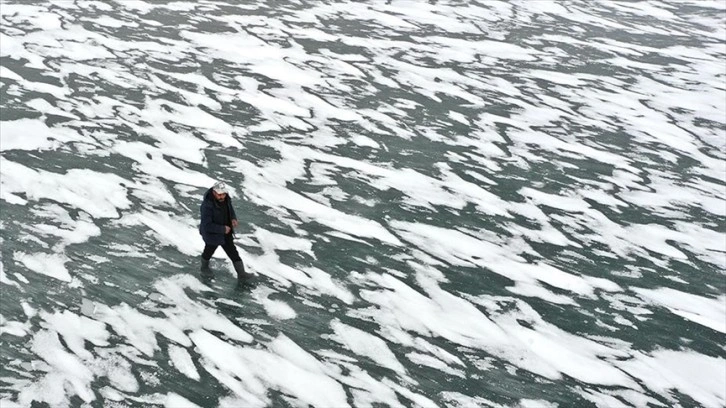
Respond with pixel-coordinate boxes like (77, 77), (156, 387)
(199, 272), (214, 286)
(234, 275), (258, 291)
(195, 258), (260, 291)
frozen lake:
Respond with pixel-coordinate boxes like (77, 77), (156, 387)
(1, 1), (724, 407)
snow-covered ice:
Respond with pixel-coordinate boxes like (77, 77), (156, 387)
(1, 0), (724, 407)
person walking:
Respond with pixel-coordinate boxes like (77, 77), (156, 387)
(199, 181), (252, 282)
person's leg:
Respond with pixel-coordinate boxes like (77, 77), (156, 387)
(202, 245), (218, 260)
(221, 236), (242, 262)
(201, 245), (218, 274)
(222, 236), (251, 281)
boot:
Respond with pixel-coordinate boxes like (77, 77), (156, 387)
(200, 257), (211, 275)
(233, 261), (253, 281)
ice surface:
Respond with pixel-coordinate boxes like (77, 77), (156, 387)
(13, 252), (71, 282)
(331, 319), (407, 374)
(164, 393), (202, 408)
(192, 330), (351, 407)
(406, 352), (465, 377)
(1, 0), (724, 406)
(633, 287), (726, 333)
(253, 287), (297, 320)
(0, 314), (29, 337)
(168, 344), (200, 381)
(1, 159), (132, 218)
(618, 349), (726, 408)
(0, 119), (81, 151)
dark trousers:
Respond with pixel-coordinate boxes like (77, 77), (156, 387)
(202, 234), (241, 262)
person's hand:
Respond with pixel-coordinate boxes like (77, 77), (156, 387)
(232, 219), (239, 228)
(225, 226), (231, 234)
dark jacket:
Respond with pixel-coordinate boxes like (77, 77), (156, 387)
(199, 188), (237, 245)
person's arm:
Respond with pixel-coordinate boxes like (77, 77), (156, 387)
(200, 202), (227, 234)
(229, 196), (238, 227)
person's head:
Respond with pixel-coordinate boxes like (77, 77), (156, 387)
(212, 181), (228, 201)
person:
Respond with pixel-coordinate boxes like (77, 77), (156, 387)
(199, 181), (252, 282)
